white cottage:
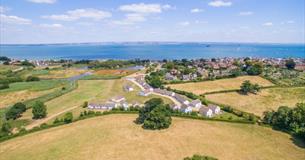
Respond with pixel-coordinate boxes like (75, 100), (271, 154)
(208, 104), (221, 114)
(190, 99), (202, 109)
(199, 107), (213, 118)
(181, 105), (192, 113)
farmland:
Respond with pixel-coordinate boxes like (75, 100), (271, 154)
(167, 76), (274, 95)
(0, 114), (304, 160)
(206, 87), (305, 116)
(0, 80), (68, 108)
(38, 68), (89, 79)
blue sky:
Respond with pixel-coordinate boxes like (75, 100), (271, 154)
(0, 0), (304, 44)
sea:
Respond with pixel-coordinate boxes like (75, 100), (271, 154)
(0, 42), (304, 60)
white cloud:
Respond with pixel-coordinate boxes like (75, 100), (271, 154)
(115, 3), (171, 25)
(191, 8), (204, 13)
(239, 11), (253, 16)
(42, 8), (112, 21)
(0, 14), (31, 24)
(208, 1), (232, 7)
(27, 0), (56, 4)
(119, 3), (172, 14)
(113, 13), (146, 25)
(40, 23), (63, 28)
(262, 22), (273, 26)
(179, 21), (190, 26)
(195, 20), (208, 24)
(0, 6), (10, 13)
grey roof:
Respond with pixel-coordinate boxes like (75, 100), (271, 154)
(208, 104), (220, 110)
(174, 95), (188, 103)
(199, 107), (212, 114)
(190, 99), (201, 106)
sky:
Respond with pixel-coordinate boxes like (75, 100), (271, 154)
(0, 0), (304, 44)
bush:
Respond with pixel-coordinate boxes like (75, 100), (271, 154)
(32, 101), (47, 119)
(0, 82), (9, 90)
(285, 59), (296, 70)
(63, 112), (73, 124)
(184, 154), (218, 160)
(5, 102), (27, 120)
(240, 80), (260, 94)
(26, 76), (40, 82)
(1, 122), (12, 134)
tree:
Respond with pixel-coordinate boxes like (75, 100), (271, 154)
(246, 63), (263, 75)
(184, 154), (218, 160)
(240, 80), (260, 94)
(63, 112), (73, 123)
(32, 101), (47, 119)
(21, 60), (35, 67)
(0, 81), (9, 90)
(285, 59), (296, 70)
(1, 122), (12, 134)
(136, 98), (172, 130)
(5, 102), (27, 120)
(263, 103), (305, 142)
(0, 56), (11, 62)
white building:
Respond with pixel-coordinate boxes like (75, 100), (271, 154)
(181, 105), (192, 113)
(190, 99), (202, 109)
(199, 107), (213, 118)
(139, 90), (151, 96)
(208, 104), (221, 114)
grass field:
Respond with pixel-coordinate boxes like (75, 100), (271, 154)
(0, 65), (20, 72)
(20, 79), (172, 126)
(167, 76), (274, 95)
(0, 114), (304, 160)
(206, 87), (305, 116)
(38, 68), (89, 79)
(0, 80), (68, 108)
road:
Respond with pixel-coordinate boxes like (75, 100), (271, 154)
(25, 105), (79, 130)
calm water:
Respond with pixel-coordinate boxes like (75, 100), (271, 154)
(0, 43), (304, 60)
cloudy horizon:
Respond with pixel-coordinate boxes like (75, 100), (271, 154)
(1, 0), (304, 44)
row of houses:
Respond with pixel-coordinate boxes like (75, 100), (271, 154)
(88, 96), (132, 110)
(132, 75), (222, 117)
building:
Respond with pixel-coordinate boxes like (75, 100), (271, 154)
(181, 105), (192, 113)
(199, 107), (213, 118)
(123, 85), (134, 92)
(208, 104), (221, 114)
(111, 96), (126, 103)
(174, 95), (190, 105)
(190, 99), (202, 109)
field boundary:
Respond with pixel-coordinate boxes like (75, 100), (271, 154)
(0, 110), (255, 143)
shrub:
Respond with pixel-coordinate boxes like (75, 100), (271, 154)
(183, 154), (218, 160)
(32, 101), (47, 119)
(240, 80), (260, 94)
(5, 102), (27, 120)
(285, 59), (296, 70)
(63, 112), (73, 124)
(26, 76), (40, 82)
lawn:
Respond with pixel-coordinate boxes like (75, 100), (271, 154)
(167, 76), (274, 95)
(206, 87), (305, 116)
(0, 65), (21, 73)
(81, 69), (137, 80)
(0, 114), (304, 160)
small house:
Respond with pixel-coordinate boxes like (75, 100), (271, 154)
(190, 99), (202, 109)
(208, 104), (221, 114)
(174, 95), (190, 105)
(123, 85), (134, 92)
(199, 107), (213, 118)
(181, 105), (192, 113)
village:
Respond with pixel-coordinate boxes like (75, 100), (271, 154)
(87, 74), (222, 118)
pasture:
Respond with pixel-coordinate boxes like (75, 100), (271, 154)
(0, 80), (67, 108)
(0, 114), (304, 160)
(38, 68), (89, 79)
(206, 87), (305, 116)
(167, 76), (274, 95)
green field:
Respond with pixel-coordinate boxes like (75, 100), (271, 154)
(18, 79), (173, 128)
(206, 87), (305, 116)
(0, 114), (304, 160)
